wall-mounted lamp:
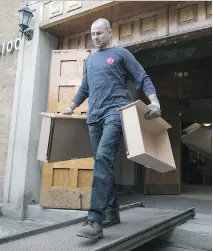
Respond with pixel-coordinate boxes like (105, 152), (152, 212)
(18, 6), (34, 41)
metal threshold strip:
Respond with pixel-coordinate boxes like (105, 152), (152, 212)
(0, 207), (195, 251)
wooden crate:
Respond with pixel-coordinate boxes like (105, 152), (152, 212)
(37, 112), (92, 163)
(119, 100), (176, 173)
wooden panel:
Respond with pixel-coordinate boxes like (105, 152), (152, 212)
(43, 157), (94, 189)
(116, 19), (139, 44)
(64, 31), (107, 50)
(78, 169), (93, 187)
(42, 158), (93, 182)
(141, 15), (157, 34)
(85, 34), (94, 49)
(68, 37), (81, 49)
(52, 168), (70, 187)
(119, 22), (135, 40)
(169, 2), (212, 36)
(178, 5), (197, 25)
(58, 86), (76, 104)
(58, 85), (88, 113)
(60, 60), (80, 77)
(206, 1), (212, 18)
(112, 7), (167, 47)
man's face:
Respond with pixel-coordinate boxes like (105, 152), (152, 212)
(91, 22), (112, 49)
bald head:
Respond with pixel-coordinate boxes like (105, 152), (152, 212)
(91, 18), (111, 31)
(91, 18), (112, 49)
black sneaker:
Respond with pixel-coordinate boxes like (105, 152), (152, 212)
(102, 211), (120, 228)
(77, 220), (103, 239)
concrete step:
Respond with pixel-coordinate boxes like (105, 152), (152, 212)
(26, 204), (88, 224)
(26, 201), (144, 223)
(136, 241), (206, 251)
(158, 213), (212, 251)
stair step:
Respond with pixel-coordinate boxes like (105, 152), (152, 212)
(158, 214), (212, 251)
(136, 242), (206, 251)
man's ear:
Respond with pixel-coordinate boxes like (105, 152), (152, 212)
(109, 29), (112, 37)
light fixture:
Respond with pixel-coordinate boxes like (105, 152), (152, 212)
(203, 123), (211, 127)
(18, 5), (34, 41)
(174, 71), (190, 78)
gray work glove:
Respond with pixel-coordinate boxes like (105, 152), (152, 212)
(61, 106), (73, 115)
(144, 104), (161, 120)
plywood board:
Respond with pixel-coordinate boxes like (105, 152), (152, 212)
(182, 125), (212, 157)
(119, 100), (176, 173)
(37, 113), (92, 163)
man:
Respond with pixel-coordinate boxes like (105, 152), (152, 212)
(62, 18), (161, 239)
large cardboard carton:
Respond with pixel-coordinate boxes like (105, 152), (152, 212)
(119, 100), (176, 173)
(37, 113), (92, 163)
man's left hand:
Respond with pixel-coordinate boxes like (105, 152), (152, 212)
(144, 104), (161, 120)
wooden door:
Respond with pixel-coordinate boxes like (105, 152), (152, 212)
(144, 98), (181, 195)
(47, 49), (91, 114)
(40, 49), (94, 209)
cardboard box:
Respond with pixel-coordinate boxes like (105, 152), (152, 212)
(37, 113), (92, 163)
(119, 100), (176, 173)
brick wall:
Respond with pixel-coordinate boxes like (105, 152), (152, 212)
(0, 0), (21, 201)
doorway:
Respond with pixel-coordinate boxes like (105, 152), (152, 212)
(134, 35), (212, 196)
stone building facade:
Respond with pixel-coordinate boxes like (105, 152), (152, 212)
(0, 0), (20, 200)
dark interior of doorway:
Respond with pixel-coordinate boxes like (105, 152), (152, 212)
(155, 56), (211, 188)
(134, 36), (212, 194)
(178, 56), (212, 187)
(181, 99), (212, 187)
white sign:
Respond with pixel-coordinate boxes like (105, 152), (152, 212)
(0, 38), (20, 56)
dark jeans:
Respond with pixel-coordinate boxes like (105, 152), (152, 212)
(87, 115), (122, 223)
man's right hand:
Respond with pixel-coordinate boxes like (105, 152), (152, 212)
(144, 104), (161, 120)
(61, 106), (73, 115)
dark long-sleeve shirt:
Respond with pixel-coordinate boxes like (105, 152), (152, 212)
(73, 46), (156, 124)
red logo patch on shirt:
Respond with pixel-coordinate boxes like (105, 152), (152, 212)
(106, 56), (114, 65)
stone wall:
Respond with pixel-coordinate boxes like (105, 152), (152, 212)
(0, 0), (21, 200)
